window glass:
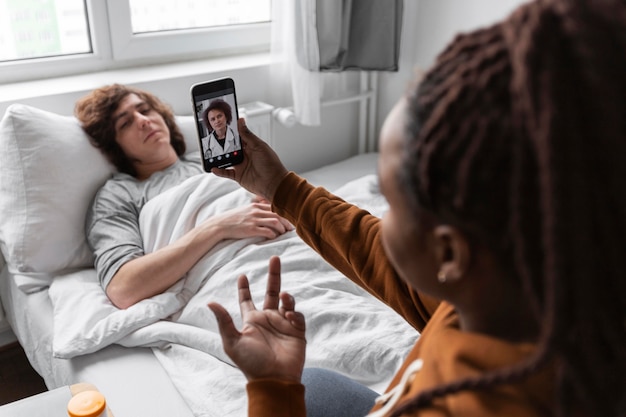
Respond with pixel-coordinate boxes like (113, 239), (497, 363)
(0, 0), (90, 63)
(0, 0), (271, 83)
(129, 0), (271, 34)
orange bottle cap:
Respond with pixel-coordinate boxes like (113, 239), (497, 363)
(67, 390), (106, 417)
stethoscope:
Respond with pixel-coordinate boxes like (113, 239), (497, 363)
(204, 126), (237, 159)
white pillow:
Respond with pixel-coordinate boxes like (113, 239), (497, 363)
(175, 115), (201, 156)
(0, 104), (115, 292)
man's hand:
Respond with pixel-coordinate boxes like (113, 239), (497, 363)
(211, 118), (290, 202)
(209, 202), (293, 240)
(208, 256), (306, 383)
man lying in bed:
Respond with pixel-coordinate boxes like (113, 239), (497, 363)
(74, 84), (293, 309)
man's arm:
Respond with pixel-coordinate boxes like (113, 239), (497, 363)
(106, 212), (232, 309)
(93, 202), (292, 309)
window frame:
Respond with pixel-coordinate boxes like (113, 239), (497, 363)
(106, 1), (271, 61)
(0, 0), (271, 85)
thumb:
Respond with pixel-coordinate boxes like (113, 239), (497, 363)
(208, 302), (241, 347)
(237, 117), (251, 137)
(210, 167), (236, 180)
(237, 118), (264, 146)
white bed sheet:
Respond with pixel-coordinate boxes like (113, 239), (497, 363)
(0, 265), (195, 417)
(298, 152), (379, 191)
(0, 152), (397, 417)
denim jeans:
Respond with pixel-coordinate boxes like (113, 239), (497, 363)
(302, 367), (379, 417)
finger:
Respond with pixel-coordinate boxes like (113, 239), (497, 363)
(280, 217), (295, 231)
(237, 118), (268, 150)
(279, 292), (306, 332)
(237, 274), (257, 315)
(271, 216), (294, 234)
(251, 202), (272, 211)
(256, 217), (288, 236)
(248, 226), (281, 240)
(285, 311), (307, 332)
(208, 302), (241, 347)
(244, 217), (286, 239)
(279, 292), (296, 312)
(263, 256), (281, 310)
(250, 207), (292, 230)
(250, 204), (292, 232)
(211, 167), (236, 180)
(251, 195), (268, 204)
(237, 118), (255, 140)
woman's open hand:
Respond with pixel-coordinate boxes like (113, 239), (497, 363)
(208, 256), (306, 383)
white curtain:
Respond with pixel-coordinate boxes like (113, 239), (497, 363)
(270, 0), (403, 127)
(271, 0), (321, 126)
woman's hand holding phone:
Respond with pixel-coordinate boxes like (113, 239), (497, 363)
(211, 118), (290, 203)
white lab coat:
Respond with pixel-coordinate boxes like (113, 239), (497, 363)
(201, 126), (240, 159)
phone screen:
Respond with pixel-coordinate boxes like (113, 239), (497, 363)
(190, 77), (243, 171)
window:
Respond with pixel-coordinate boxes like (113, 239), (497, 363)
(0, 0), (91, 62)
(128, 0), (271, 33)
(0, 0), (271, 84)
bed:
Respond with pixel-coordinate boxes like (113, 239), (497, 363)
(0, 103), (419, 416)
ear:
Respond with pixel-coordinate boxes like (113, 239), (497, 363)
(432, 225), (471, 284)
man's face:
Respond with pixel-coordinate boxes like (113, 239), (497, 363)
(112, 93), (172, 163)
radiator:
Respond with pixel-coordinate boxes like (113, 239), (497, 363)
(240, 101), (275, 148)
(241, 72), (379, 154)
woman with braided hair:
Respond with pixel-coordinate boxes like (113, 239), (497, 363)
(207, 0), (626, 415)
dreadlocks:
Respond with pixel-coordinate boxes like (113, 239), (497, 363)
(395, 0), (626, 415)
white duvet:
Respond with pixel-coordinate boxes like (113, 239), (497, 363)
(49, 173), (419, 417)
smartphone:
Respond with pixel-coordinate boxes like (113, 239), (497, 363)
(190, 77), (243, 171)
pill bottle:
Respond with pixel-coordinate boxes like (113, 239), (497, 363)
(67, 390), (108, 417)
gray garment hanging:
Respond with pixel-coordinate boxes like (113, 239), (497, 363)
(312, 0), (403, 71)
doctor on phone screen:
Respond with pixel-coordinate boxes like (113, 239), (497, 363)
(201, 98), (240, 159)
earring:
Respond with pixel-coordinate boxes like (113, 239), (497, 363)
(437, 270), (447, 284)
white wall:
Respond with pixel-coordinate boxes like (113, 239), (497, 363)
(376, 0), (528, 138)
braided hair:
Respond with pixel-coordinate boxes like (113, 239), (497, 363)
(394, 0), (626, 415)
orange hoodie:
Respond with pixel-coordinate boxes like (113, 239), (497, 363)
(246, 173), (554, 417)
